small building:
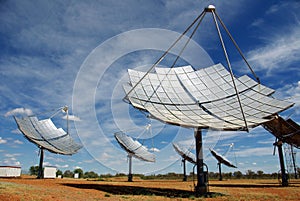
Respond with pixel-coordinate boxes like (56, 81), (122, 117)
(0, 166), (21, 177)
(43, 166), (57, 179)
(74, 173), (79, 179)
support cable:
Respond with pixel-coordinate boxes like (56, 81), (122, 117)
(136, 11), (207, 115)
(211, 10), (249, 132)
(123, 10), (206, 101)
(170, 12), (207, 68)
(214, 12), (260, 84)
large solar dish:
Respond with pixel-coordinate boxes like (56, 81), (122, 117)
(114, 132), (155, 162)
(124, 63), (293, 131)
(15, 116), (82, 155)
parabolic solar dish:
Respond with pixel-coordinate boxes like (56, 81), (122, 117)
(15, 116), (82, 155)
(173, 143), (196, 164)
(263, 116), (300, 149)
(209, 148), (237, 168)
(124, 63), (294, 131)
(114, 132), (155, 162)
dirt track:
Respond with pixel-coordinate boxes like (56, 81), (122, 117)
(0, 176), (300, 200)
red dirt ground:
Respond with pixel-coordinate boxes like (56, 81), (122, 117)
(0, 176), (299, 200)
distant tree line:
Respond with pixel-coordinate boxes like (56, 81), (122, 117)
(29, 166), (300, 180)
(141, 169), (300, 180)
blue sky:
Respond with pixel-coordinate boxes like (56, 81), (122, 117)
(1, 0), (300, 176)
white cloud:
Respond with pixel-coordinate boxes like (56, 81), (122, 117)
(62, 115), (81, 121)
(83, 159), (95, 164)
(57, 164), (69, 168)
(2, 160), (21, 166)
(275, 80), (300, 115)
(5, 108), (33, 117)
(43, 161), (52, 167)
(13, 140), (24, 145)
(73, 166), (82, 170)
(5, 153), (21, 157)
(1, 153), (22, 166)
(0, 137), (7, 144)
(247, 23), (300, 74)
(149, 147), (160, 152)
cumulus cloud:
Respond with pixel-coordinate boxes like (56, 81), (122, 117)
(5, 107), (33, 117)
(1, 153), (21, 166)
(149, 147), (160, 152)
(0, 137), (7, 144)
(2, 160), (21, 166)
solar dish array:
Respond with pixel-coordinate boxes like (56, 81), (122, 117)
(124, 63), (293, 130)
(15, 116), (82, 155)
(172, 143), (196, 164)
(114, 132), (155, 162)
(209, 148), (237, 168)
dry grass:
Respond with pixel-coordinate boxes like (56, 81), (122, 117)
(0, 176), (299, 200)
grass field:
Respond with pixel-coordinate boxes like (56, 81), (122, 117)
(0, 176), (299, 200)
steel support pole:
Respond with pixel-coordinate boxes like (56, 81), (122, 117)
(128, 154), (133, 182)
(290, 145), (298, 179)
(194, 128), (208, 195)
(37, 148), (44, 179)
(218, 163), (223, 181)
(182, 159), (187, 181)
(277, 141), (289, 186)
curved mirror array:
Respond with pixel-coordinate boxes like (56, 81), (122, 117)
(210, 148), (236, 168)
(115, 132), (155, 162)
(172, 143), (196, 164)
(124, 63), (293, 130)
(15, 116), (82, 155)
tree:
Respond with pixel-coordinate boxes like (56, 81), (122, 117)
(257, 170), (264, 178)
(224, 172), (232, 179)
(29, 166), (39, 176)
(246, 170), (255, 179)
(56, 169), (63, 177)
(63, 170), (74, 178)
(83, 171), (99, 178)
(208, 172), (218, 180)
(233, 171), (243, 179)
(74, 168), (84, 178)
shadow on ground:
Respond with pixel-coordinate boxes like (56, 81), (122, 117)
(62, 183), (223, 198)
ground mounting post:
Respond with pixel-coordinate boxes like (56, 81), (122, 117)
(128, 154), (133, 182)
(275, 141), (289, 186)
(194, 128), (208, 196)
(182, 159), (187, 181)
(218, 163), (223, 181)
(37, 148), (44, 179)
